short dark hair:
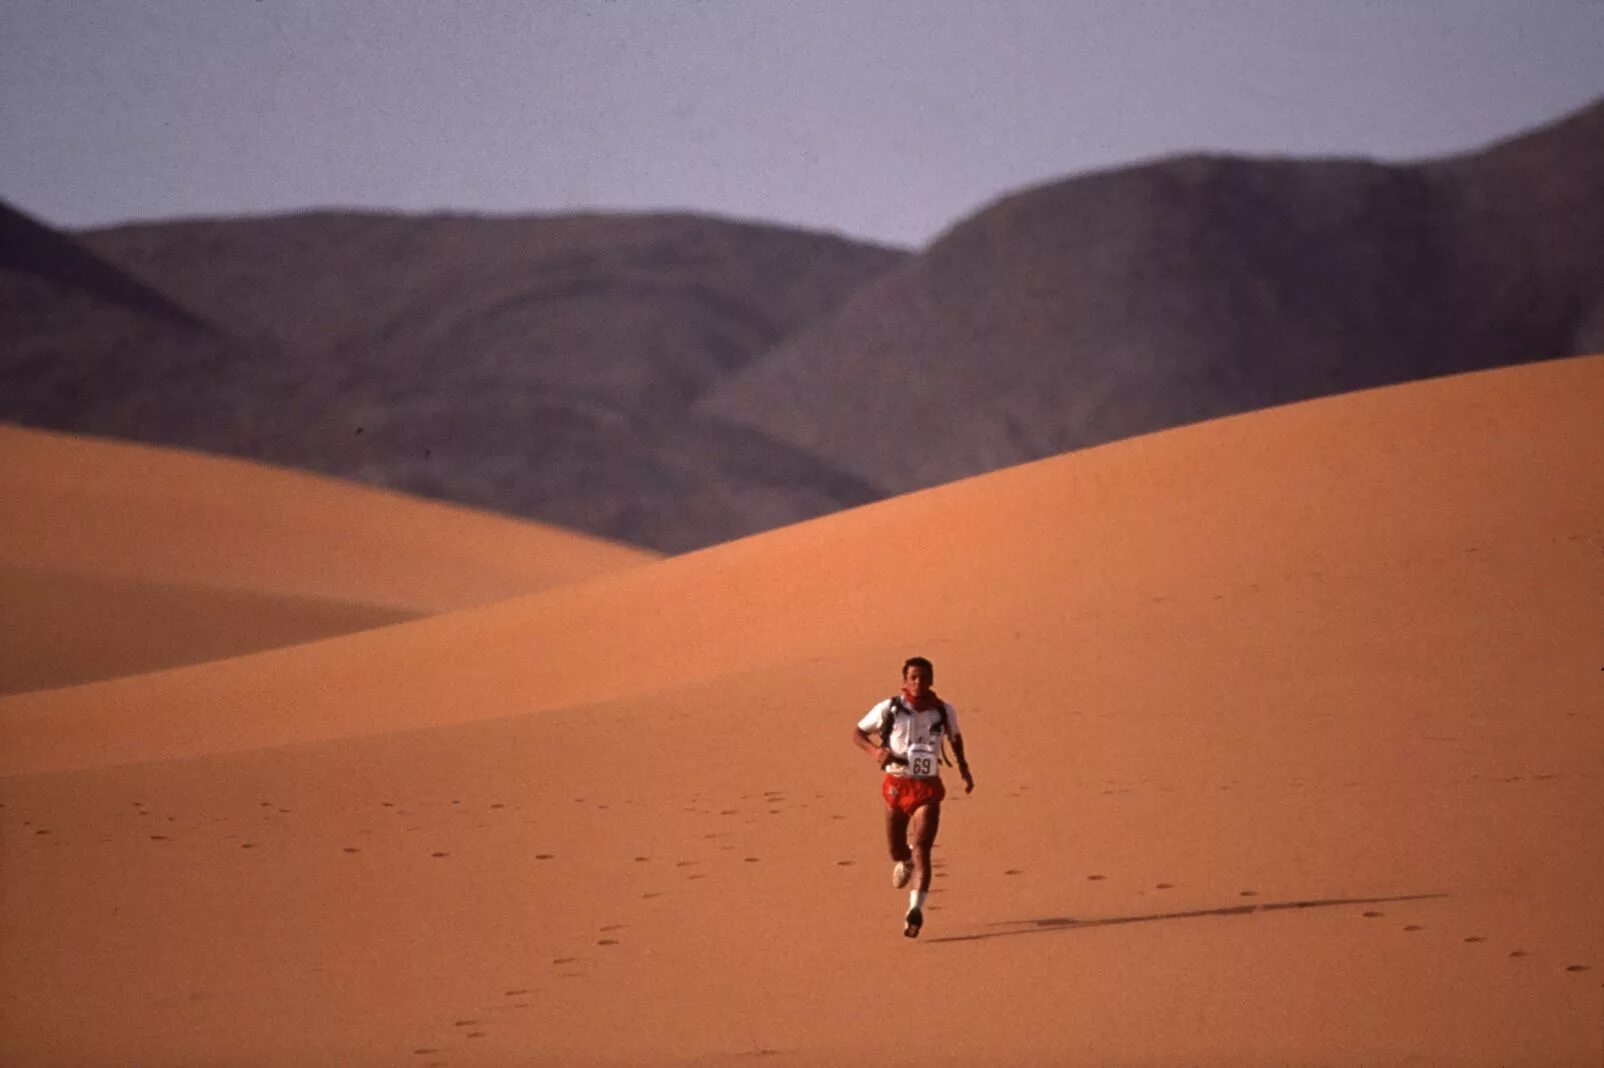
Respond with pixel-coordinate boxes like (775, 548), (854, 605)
(902, 656), (934, 680)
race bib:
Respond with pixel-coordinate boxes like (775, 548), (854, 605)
(905, 740), (939, 779)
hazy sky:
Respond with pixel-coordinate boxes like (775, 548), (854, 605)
(3, 1), (1601, 248)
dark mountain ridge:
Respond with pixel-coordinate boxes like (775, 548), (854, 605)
(2, 210), (905, 550)
(701, 97), (1604, 490)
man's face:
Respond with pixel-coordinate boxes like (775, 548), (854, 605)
(903, 665), (932, 698)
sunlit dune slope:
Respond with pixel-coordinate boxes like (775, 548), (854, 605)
(0, 424), (655, 692)
(1, 357), (1599, 1066)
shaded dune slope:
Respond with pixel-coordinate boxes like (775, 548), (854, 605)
(702, 98), (1604, 491)
(1, 424), (654, 692)
(0, 357), (1598, 1065)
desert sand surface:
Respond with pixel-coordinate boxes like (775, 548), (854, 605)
(0, 424), (654, 692)
(2, 356), (1600, 1065)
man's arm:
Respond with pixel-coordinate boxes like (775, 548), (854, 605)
(949, 733), (975, 793)
(852, 726), (890, 768)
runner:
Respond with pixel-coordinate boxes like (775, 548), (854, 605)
(851, 656), (974, 937)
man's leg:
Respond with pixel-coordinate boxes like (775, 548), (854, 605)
(883, 806), (912, 864)
(907, 803), (941, 891)
(903, 803), (941, 937)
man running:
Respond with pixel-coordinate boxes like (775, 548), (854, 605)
(852, 656), (974, 938)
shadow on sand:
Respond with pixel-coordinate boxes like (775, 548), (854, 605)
(926, 892), (1449, 945)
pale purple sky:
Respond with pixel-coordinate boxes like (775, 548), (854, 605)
(3, 1), (1600, 248)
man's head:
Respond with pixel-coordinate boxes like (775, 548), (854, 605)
(902, 656), (934, 698)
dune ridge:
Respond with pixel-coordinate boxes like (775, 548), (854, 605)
(1, 423), (654, 611)
(1, 423), (655, 692)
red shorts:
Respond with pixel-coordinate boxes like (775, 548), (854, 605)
(882, 773), (945, 815)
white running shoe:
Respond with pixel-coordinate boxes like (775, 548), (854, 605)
(892, 861), (911, 889)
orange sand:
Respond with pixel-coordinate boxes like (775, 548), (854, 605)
(2, 357), (1600, 1065)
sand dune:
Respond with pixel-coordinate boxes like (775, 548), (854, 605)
(0, 563), (416, 694)
(0, 424), (654, 692)
(1, 357), (1599, 1064)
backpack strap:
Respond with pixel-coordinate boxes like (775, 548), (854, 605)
(879, 697), (909, 766)
(880, 695), (905, 741)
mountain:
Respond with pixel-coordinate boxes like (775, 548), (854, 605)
(4, 99), (1598, 547)
(700, 98), (1604, 490)
(2, 208), (906, 550)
